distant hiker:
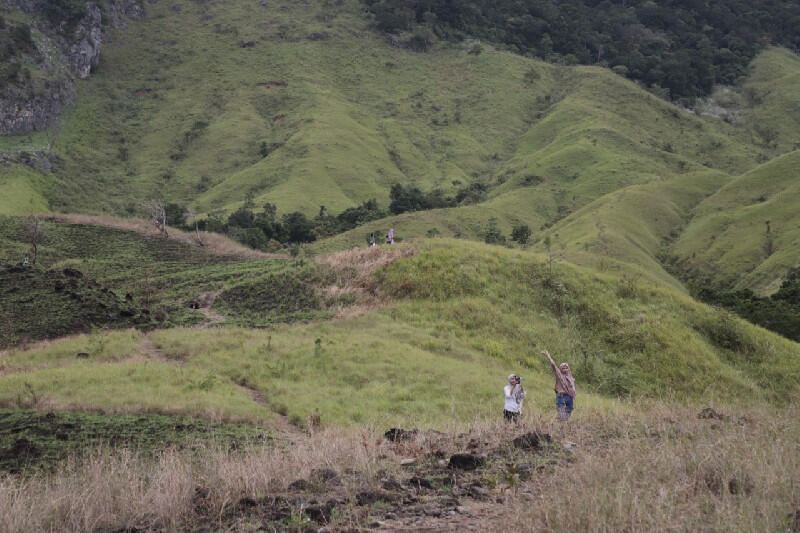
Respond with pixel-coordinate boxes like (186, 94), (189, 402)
(369, 233), (376, 247)
(21, 255), (30, 267)
(386, 228), (395, 244)
(542, 350), (576, 420)
(504, 374), (526, 424)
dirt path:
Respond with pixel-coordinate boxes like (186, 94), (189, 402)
(236, 382), (305, 442)
(139, 336), (170, 362)
(194, 291), (225, 329)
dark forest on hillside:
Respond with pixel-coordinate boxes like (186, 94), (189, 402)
(363, 0), (800, 99)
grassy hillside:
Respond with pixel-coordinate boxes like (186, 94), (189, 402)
(2, 0), (796, 221)
(671, 151), (800, 295)
(1, 0), (798, 304)
(3, 239), (798, 430)
(0, 215), (332, 345)
(0, 163), (50, 215)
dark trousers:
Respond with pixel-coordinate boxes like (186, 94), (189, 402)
(504, 409), (520, 424)
(556, 393), (574, 420)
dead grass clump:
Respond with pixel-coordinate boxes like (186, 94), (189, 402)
(317, 245), (417, 318)
(0, 450), (194, 533)
(0, 427), (395, 533)
(505, 404), (800, 533)
(42, 213), (284, 260)
(2, 405), (798, 532)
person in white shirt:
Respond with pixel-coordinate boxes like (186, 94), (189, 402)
(503, 374), (526, 424)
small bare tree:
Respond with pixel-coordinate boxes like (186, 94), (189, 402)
(144, 199), (168, 237)
(185, 207), (205, 247)
(22, 215), (45, 265)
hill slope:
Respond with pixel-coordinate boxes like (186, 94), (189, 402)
(671, 150), (800, 295)
(3, 0), (796, 221)
(2, 237), (798, 428)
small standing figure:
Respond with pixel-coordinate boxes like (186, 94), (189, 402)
(503, 374), (526, 425)
(386, 228), (395, 244)
(21, 255), (30, 267)
(369, 233), (376, 247)
(541, 350), (576, 420)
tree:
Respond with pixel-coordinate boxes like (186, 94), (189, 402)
(484, 217), (506, 245)
(185, 207), (204, 247)
(282, 211), (316, 243)
(22, 215), (45, 265)
(511, 224), (532, 245)
(164, 203), (187, 227)
(144, 200), (168, 237)
(227, 207), (255, 229)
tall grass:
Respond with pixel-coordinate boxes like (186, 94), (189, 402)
(1, 404), (797, 532)
(510, 404), (800, 532)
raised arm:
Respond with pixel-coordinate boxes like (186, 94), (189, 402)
(541, 350), (558, 372)
(542, 349), (566, 388)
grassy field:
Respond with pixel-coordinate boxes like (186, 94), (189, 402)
(0, 215), (332, 344)
(671, 150), (800, 295)
(0, 0), (791, 218)
(1, 3), (798, 529)
(2, 239), (797, 431)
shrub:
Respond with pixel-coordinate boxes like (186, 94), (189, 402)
(511, 224), (532, 245)
(484, 218), (506, 245)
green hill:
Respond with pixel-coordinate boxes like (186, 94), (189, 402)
(1, 0), (799, 418)
(671, 150), (800, 296)
(2, 237), (798, 428)
(3, 0), (797, 222)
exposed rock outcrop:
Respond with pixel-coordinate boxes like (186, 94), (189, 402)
(70, 2), (103, 79)
(0, 0), (146, 134)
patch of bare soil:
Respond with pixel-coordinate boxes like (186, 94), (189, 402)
(191, 291), (225, 329)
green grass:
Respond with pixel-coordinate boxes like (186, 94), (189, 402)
(0, 0), (793, 221)
(672, 150), (800, 295)
(0, 329), (143, 371)
(0, 265), (151, 348)
(2, 239), (797, 430)
(0, 164), (51, 215)
(1, 0), (798, 302)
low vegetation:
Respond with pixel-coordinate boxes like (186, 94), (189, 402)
(0, 404), (797, 532)
(2, 240), (798, 433)
(0, 409), (267, 474)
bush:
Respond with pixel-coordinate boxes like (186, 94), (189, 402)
(693, 271), (800, 343)
(484, 218), (506, 245)
(164, 203), (187, 227)
(227, 207), (256, 229)
(389, 183), (454, 214)
(511, 224), (531, 245)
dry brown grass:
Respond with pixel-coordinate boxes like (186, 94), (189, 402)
(503, 404), (800, 533)
(42, 213), (286, 260)
(317, 245), (417, 318)
(0, 427), (393, 533)
(1, 405), (798, 532)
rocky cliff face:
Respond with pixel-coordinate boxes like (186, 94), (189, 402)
(0, 0), (146, 135)
(70, 2), (103, 79)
